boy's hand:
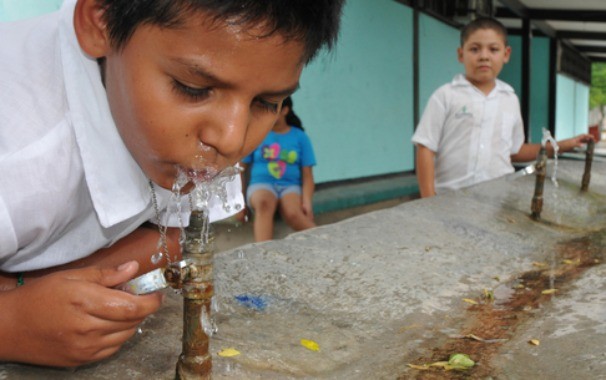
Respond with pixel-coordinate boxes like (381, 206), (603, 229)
(558, 133), (595, 153)
(0, 261), (162, 367)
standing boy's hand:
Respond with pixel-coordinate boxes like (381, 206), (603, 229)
(0, 261), (162, 367)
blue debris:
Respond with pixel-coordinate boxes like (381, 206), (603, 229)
(234, 294), (268, 311)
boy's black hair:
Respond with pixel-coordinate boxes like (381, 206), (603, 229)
(460, 17), (508, 47)
(282, 96), (303, 130)
(95, 0), (345, 63)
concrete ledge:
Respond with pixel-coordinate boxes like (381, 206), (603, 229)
(312, 174), (419, 215)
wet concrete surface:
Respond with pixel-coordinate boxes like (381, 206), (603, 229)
(0, 157), (604, 379)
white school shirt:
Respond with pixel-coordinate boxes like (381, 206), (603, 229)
(0, 0), (243, 272)
(412, 74), (525, 193)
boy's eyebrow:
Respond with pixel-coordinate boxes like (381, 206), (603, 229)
(174, 58), (300, 98)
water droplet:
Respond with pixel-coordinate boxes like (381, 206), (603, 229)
(151, 252), (163, 265)
(200, 308), (218, 336)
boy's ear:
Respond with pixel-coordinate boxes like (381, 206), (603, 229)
(457, 47), (464, 63)
(73, 0), (111, 58)
(503, 46), (512, 63)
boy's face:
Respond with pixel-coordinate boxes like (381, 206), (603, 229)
(457, 28), (510, 90)
(77, 4), (305, 190)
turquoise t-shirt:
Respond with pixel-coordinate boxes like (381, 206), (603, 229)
(243, 127), (316, 187)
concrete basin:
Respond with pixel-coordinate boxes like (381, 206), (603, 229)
(1, 157), (604, 379)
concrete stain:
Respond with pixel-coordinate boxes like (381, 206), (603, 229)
(402, 229), (604, 380)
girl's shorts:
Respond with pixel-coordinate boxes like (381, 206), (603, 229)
(246, 183), (301, 205)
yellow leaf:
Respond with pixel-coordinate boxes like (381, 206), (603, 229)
(429, 361), (450, 368)
(542, 289), (557, 295)
(218, 348), (241, 357)
(529, 339), (540, 346)
(532, 262), (548, 268)
(407, 363), (430, 370)
(463, 298), (478, 305)
(300, 339), (320, 352)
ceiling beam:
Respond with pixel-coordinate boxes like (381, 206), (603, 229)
(496, 0), (528, 18)
(558, 31), (606, 40)
(577, 46), (606, 53)
(496, 2), (556, 38)
(527, 9), (606, 22)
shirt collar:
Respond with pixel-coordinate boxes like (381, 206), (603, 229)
(452, 73), (515, 95)
(59, 0), (151, 228)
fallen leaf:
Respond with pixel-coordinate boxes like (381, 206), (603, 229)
(532, 262), (548, 268)
(483, 289), (495, 302)
(448, 353), (475, 370)
(407, 363), (430, 370)
(218, 348), (241, 357)
(463, 298), (478, 305)
(542, 289), (557, 295)
(300, 339), (320, 352)
(529, 339), (540, 346)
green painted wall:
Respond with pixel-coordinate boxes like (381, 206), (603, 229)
(418, 14), (461, 118)
(499, 36), (522, 95)
(0, 0), (62, 21)
(529, 37), (551, 143)
(295, 0), (414, 183)
(556, 75), (590, 139)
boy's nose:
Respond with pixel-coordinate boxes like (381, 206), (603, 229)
(200, 99), (250, 161)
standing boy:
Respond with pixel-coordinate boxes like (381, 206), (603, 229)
(0, 0), (343, 367)
(412, 17), (593, 197)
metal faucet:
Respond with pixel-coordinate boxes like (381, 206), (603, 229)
(531, 146), (548, 220)
(581, 139), (595, 192)
(172, 210), (214, 379)
(118, 210), (215, 378)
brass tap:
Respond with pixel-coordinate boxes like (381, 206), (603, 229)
(531, 146), (547, 221)
(581, 139), (595, 192)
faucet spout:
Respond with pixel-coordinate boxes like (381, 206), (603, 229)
(531, 146), (548, 221)
(581, 139), (595, 192)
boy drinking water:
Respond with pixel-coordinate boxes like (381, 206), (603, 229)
(0, 0), (343, 367)
(413, 17), (593, 197)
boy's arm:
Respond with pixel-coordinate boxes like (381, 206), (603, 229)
(0, 261), (163, 367)
(301, 166), (315, 219)
(415, 144), (437, 198)
(0, 226), (180, 367)
(511, 133), (594, 162)
(7, 225), (181, 285)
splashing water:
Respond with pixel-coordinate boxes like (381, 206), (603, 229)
(200, 307), (218, 336)
(541, 128), (559, 187)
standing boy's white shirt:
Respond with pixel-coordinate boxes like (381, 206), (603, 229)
(0, 0), (243, 272)
(412, 74), (525, 193)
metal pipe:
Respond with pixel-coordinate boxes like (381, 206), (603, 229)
(531, 146), (547, 221)
(581, 139), (595, 192)
(175, 210), (214, 380)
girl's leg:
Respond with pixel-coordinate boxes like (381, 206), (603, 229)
(278, 192), (316, 231)
(249, 189), (279, 242)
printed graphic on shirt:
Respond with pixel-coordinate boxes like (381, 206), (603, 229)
(455, 105), (473, 118)
(262, 143), (298, 179)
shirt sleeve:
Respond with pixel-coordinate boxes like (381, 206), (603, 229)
(510, 100), (525, 154)
(241, 152), (253, 164)
(411, 90), (447, 153)
(0, 195), (19, 265)
(299, 131), (316, 167)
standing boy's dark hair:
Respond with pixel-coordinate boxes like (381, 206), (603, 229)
(460, 17), (508, 47)
(282, 96), (303, 130)
(95, 0), (345, 63)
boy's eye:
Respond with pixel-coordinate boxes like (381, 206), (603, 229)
(254, 97), (279, 113)
(172, 80), (211, 101)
